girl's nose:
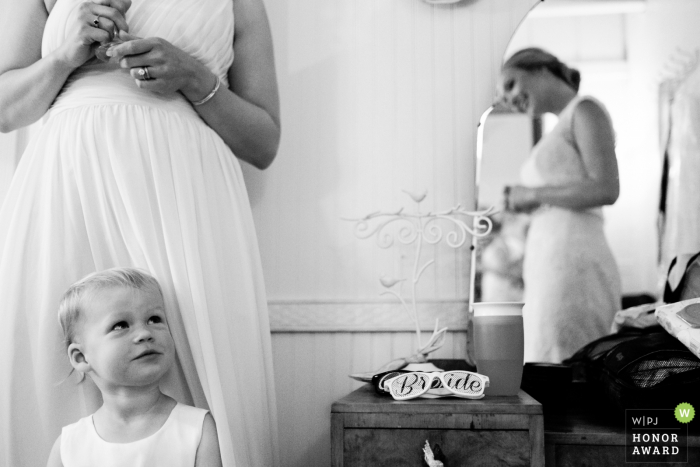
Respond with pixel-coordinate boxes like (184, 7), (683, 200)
(133, 326), (154, 342)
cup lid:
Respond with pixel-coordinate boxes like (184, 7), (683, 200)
(473, 301), (524, 316)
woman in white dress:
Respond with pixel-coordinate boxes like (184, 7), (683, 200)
(497, 48), (621, 363)
(0, 0), (280, 466)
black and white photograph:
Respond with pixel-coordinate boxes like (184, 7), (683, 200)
(0, 0), (699, 466)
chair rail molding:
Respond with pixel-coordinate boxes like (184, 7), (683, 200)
(268, 299), (470, 332)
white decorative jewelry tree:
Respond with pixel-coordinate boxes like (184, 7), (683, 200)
(345, 190), (495, 378)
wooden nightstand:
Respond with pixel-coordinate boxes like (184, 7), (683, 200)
(331, 384), (544, 466)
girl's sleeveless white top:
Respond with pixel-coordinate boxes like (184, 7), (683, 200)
(60, 403), (208, 467)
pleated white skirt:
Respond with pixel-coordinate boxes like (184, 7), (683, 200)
(0, 74), (279, 467)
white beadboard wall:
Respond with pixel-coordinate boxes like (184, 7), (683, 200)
(246, 0), (538, 303)
(255, 0), (538, 466)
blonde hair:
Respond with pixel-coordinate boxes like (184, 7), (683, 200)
(503, 47), (581, 92)
(57, 267), (164, 350)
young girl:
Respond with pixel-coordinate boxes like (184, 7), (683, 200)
(46, 267), (223, 467)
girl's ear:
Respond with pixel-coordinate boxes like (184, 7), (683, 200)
(68, 343), (90, 374)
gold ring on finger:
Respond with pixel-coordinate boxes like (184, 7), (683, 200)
(92, 15), (100, 28)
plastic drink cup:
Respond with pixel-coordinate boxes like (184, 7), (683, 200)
(473, 302), (524, 396)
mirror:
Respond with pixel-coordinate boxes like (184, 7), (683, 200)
(474, 0), (667, 306)
(473, 108), (531, 303)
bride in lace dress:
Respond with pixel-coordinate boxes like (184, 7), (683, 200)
(497, 48), (621, 364)
(0, 0), (280, 465)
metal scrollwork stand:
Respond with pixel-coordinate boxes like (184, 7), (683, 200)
(345, 190), (494, 380)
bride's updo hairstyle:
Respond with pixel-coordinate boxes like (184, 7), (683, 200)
(503, 47), (581, 92)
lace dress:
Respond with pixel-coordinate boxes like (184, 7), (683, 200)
(520, 95), (621, 363)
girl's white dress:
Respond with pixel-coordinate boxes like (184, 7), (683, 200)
(0, 1), (279, 466)
(520, 95), (621, 363)
(61, 403), (207, 467)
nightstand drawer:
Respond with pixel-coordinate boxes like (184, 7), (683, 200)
(344, 428), (530, 466)
(331, 385), (544, 466)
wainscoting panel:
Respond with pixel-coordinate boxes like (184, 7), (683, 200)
(271, 331), (468, 467)
(268, 299), (470, 332)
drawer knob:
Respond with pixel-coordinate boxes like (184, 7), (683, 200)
(423, 440), (446, 467)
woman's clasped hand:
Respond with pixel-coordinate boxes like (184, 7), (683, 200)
(59, 0), (131, 67)
(60, 0), (216, 104)
(107, 32), (218, 103)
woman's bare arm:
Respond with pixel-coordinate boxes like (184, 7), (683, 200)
(99, 0), (280, 168)
(0, 0), (130, 132)
(182, 0), (280, 169)
(0, 0), (65, 132)
(507, 100), (619, 212)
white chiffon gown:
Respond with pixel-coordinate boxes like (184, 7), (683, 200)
(520, 95), (621, 364)
(0, 0), (279, 466)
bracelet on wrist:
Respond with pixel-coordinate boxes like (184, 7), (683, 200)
(190, 76), (221, 106)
